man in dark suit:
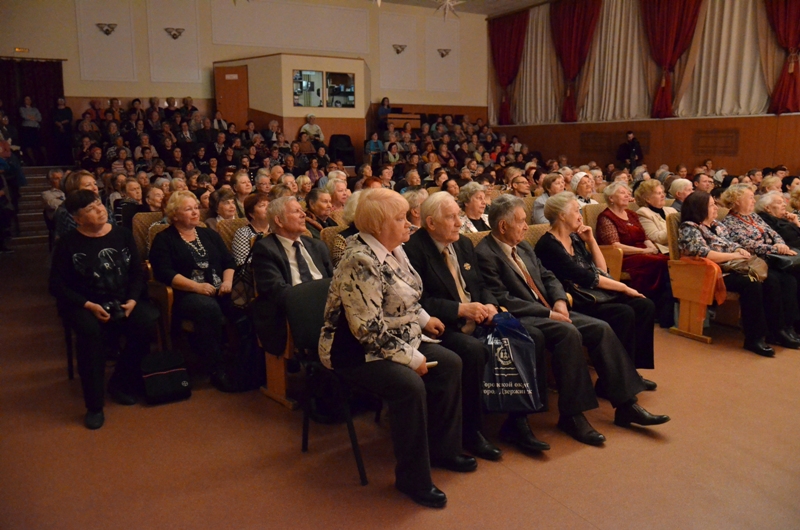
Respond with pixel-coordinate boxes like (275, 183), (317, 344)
(475, 195), (669, 446)
(405, 193), (549, 459)
(251, 196), (333, 356)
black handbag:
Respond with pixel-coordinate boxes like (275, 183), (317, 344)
(766, 251), (800, 272)
(564, 280), (624, 311)
(141, 351), (191, 405)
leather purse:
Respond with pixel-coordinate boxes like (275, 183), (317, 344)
(564, 280), (624, 311)
(720, 255), (768, 282)
(766, 250), (800, 272)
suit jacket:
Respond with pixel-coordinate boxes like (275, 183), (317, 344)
(474, 235), (567, 319)
(405, 230), (497, 331)
(251, 233), (332, 355)
(636, 205), (677, 253)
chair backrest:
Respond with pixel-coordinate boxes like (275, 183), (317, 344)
(717, 206), (729, 220)
(484, 189), (502, 202)
(320, 225), (348, 257)
(148, 223), (170, 249)
(533, 188), (544, 197)
(199, 208), (210, 221)
(329, 134), (354, 149)
(427, 187), (441, 194)
(591, 192), (606, 204)
(284, 278), (333, 351)
(666, 213), (681, 261)
(665, 198), (675, 206)
(522, 196), (536, 220)
(582, 203), (608, 233)
(217, 218), (250, 252)
(524, 223), (550, 248)
(329, 208), (346, 227)
(132, 212), (164, 260)
(464, 230), (491, 247)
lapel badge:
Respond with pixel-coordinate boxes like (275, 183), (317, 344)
(463, 262), (472, 271)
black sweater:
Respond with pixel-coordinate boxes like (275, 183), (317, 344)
(49, 226), (143, 309)
(149, 224), (236, 287)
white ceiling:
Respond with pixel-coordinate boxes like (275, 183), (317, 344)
(378, 0), (547, 17)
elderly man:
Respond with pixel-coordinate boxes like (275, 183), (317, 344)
(300, 114), (325, 144)
(474, 195), (669, 446)
(114, 179), (143, 229)
(144, 186), (164, 213)
(42, 169), (65, 221)
(510, 173), (532, 198)
(251, 196), (333, 356)
(669, 178), (694, 212)
(255, 172), (272, 194)
(405, 193), (551, 460)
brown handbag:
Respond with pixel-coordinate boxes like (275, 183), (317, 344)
(720, 255), (768, 282)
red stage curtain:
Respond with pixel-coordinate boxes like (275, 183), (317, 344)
(489, 11), (529, 125)
(639, 0), (703, 118)
(549, 0), (602, 123)
(765, 0), (800, 114)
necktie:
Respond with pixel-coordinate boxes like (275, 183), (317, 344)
(511, 248), (551, 309)
(443, 247), (476, 335)
(293, 241), (313, 283)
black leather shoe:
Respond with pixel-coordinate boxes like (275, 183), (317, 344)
(787, 328), (800, 342)
(776, 329), (800, 349)
(464, 432), (502, 461)
(744, 339), (775, 357)
(639, 375), (658, 391)
(84, 410), (105, 430)
(396, 484), (447, 508)
(431, 454), (478, 473)
(108, 385), (137, 406)
(499, 417), (550, 452)
(614, 403), (671, 427)
(210, 370), (237, 393)
(557, 413), (605, 446)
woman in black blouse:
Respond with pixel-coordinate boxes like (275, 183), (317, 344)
(535, 192), (658, 391)
(49, 190), (159, 429)
(149, 191), (237, 392)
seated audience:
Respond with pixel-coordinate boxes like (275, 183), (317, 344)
(635, 180), (678, 253)
(54, 171), (115, 238)
(42, 169), (65, 221)
(475, 195), (669, 446)
(758, 191), (800, 248)
(50, 190), (159, 429)
(458, 183), (490, 233)
(251, 196), (333, 356)
(571, 172), (598, 208)
(232, 193), (270, 266)
(669, 178), (694, 212)
(679, 191), (800, 356)
(318, 188), (471, 509)
(296, 175), (313, 202)
(326, 177), (349, 214)
(532, 173), (566, 224)
(536, 192), (658, 387)
(149, 191), (237, 391)
(329, 191), (364, 267)
(403, 188), (428, 233)
(304, 188), (337, 239)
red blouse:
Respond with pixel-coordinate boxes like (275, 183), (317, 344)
(596, 208), (647, 248)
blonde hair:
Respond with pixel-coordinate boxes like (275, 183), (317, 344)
(790, 187), (800, 211)
(354, 188), (408, 236)
(343, 190), (363, 224)
(721, 184), (754, 209)
(634, 179), (663, 206)
(296, 175), (311, 190)
(543, 191), (577, 224)
(165, 190), (199, 222)
(759, 175), (782, 194)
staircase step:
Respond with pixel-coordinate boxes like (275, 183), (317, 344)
(9, 235), (49, 248)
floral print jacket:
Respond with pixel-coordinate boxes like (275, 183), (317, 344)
(719, 212), (784, 257)
(319, 234), (428, 370)
(678, 220), (741, 258)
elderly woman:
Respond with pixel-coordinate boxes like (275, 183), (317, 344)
(304, 188), (337, 239)
(149, 191), (238, 390)
(231, 193), (270, 266)
(329, 191), (364, 267)
(635, 179), (678, 253)
(596, 182), (673, 326)
(443, 179), (460, 198)
(535, 192), (658, 389)
(571, 172), (598, 208)
(668, 178), (694, 212)
(757, 191), (800, 248)
(232, 171), (253, 218)
(532, 173), (566, 224)
(760, 176), (782, 195)
(458, 182), (489, 233)
(325, 177), (349, 213)
(319, 188), (470, 508)
(295, 175), (313, 202)
(679, 192), (800, 356)
(403, 188), (428, 233)
(50, 190), (159, 429)
(205, 188), (238, 232)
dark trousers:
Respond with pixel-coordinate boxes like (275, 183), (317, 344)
(766, 268), (800, 334)
(725, 270), (798, 342)
(173, 292), (235, 369)
(65, 301), (159, 411)
(519, 312), (644, 416)
(336, 343), (462, 492)
(577, 297), (656, 369)
(438, 330), (488, 440)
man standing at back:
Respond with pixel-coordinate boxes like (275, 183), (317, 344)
(251, 196), (333, 356)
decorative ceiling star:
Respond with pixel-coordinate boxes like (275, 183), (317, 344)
(434, 0), (464, 20)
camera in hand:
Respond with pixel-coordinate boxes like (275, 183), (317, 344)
(102, 300), (126, 322)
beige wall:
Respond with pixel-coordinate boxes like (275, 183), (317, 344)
(1, 0), (487, 107)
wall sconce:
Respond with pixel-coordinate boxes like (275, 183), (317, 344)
(96, 23), (117, 36)
(392, 44), (407, 54)
(437, 49), (451, 58)
(164, 28), (185, 40)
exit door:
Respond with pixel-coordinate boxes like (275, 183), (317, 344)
(213, 65), (249, 130)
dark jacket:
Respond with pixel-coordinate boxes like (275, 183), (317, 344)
(474, 235), (567, 319)
(759, 212), (800, 249)
(405, 230), (497, 330)
(251, 233), (332, 355)
(149, 225), (236, 288)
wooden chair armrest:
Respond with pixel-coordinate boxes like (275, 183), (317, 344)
(599, 245), (623, 281)
(667, 260), (718, 305)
